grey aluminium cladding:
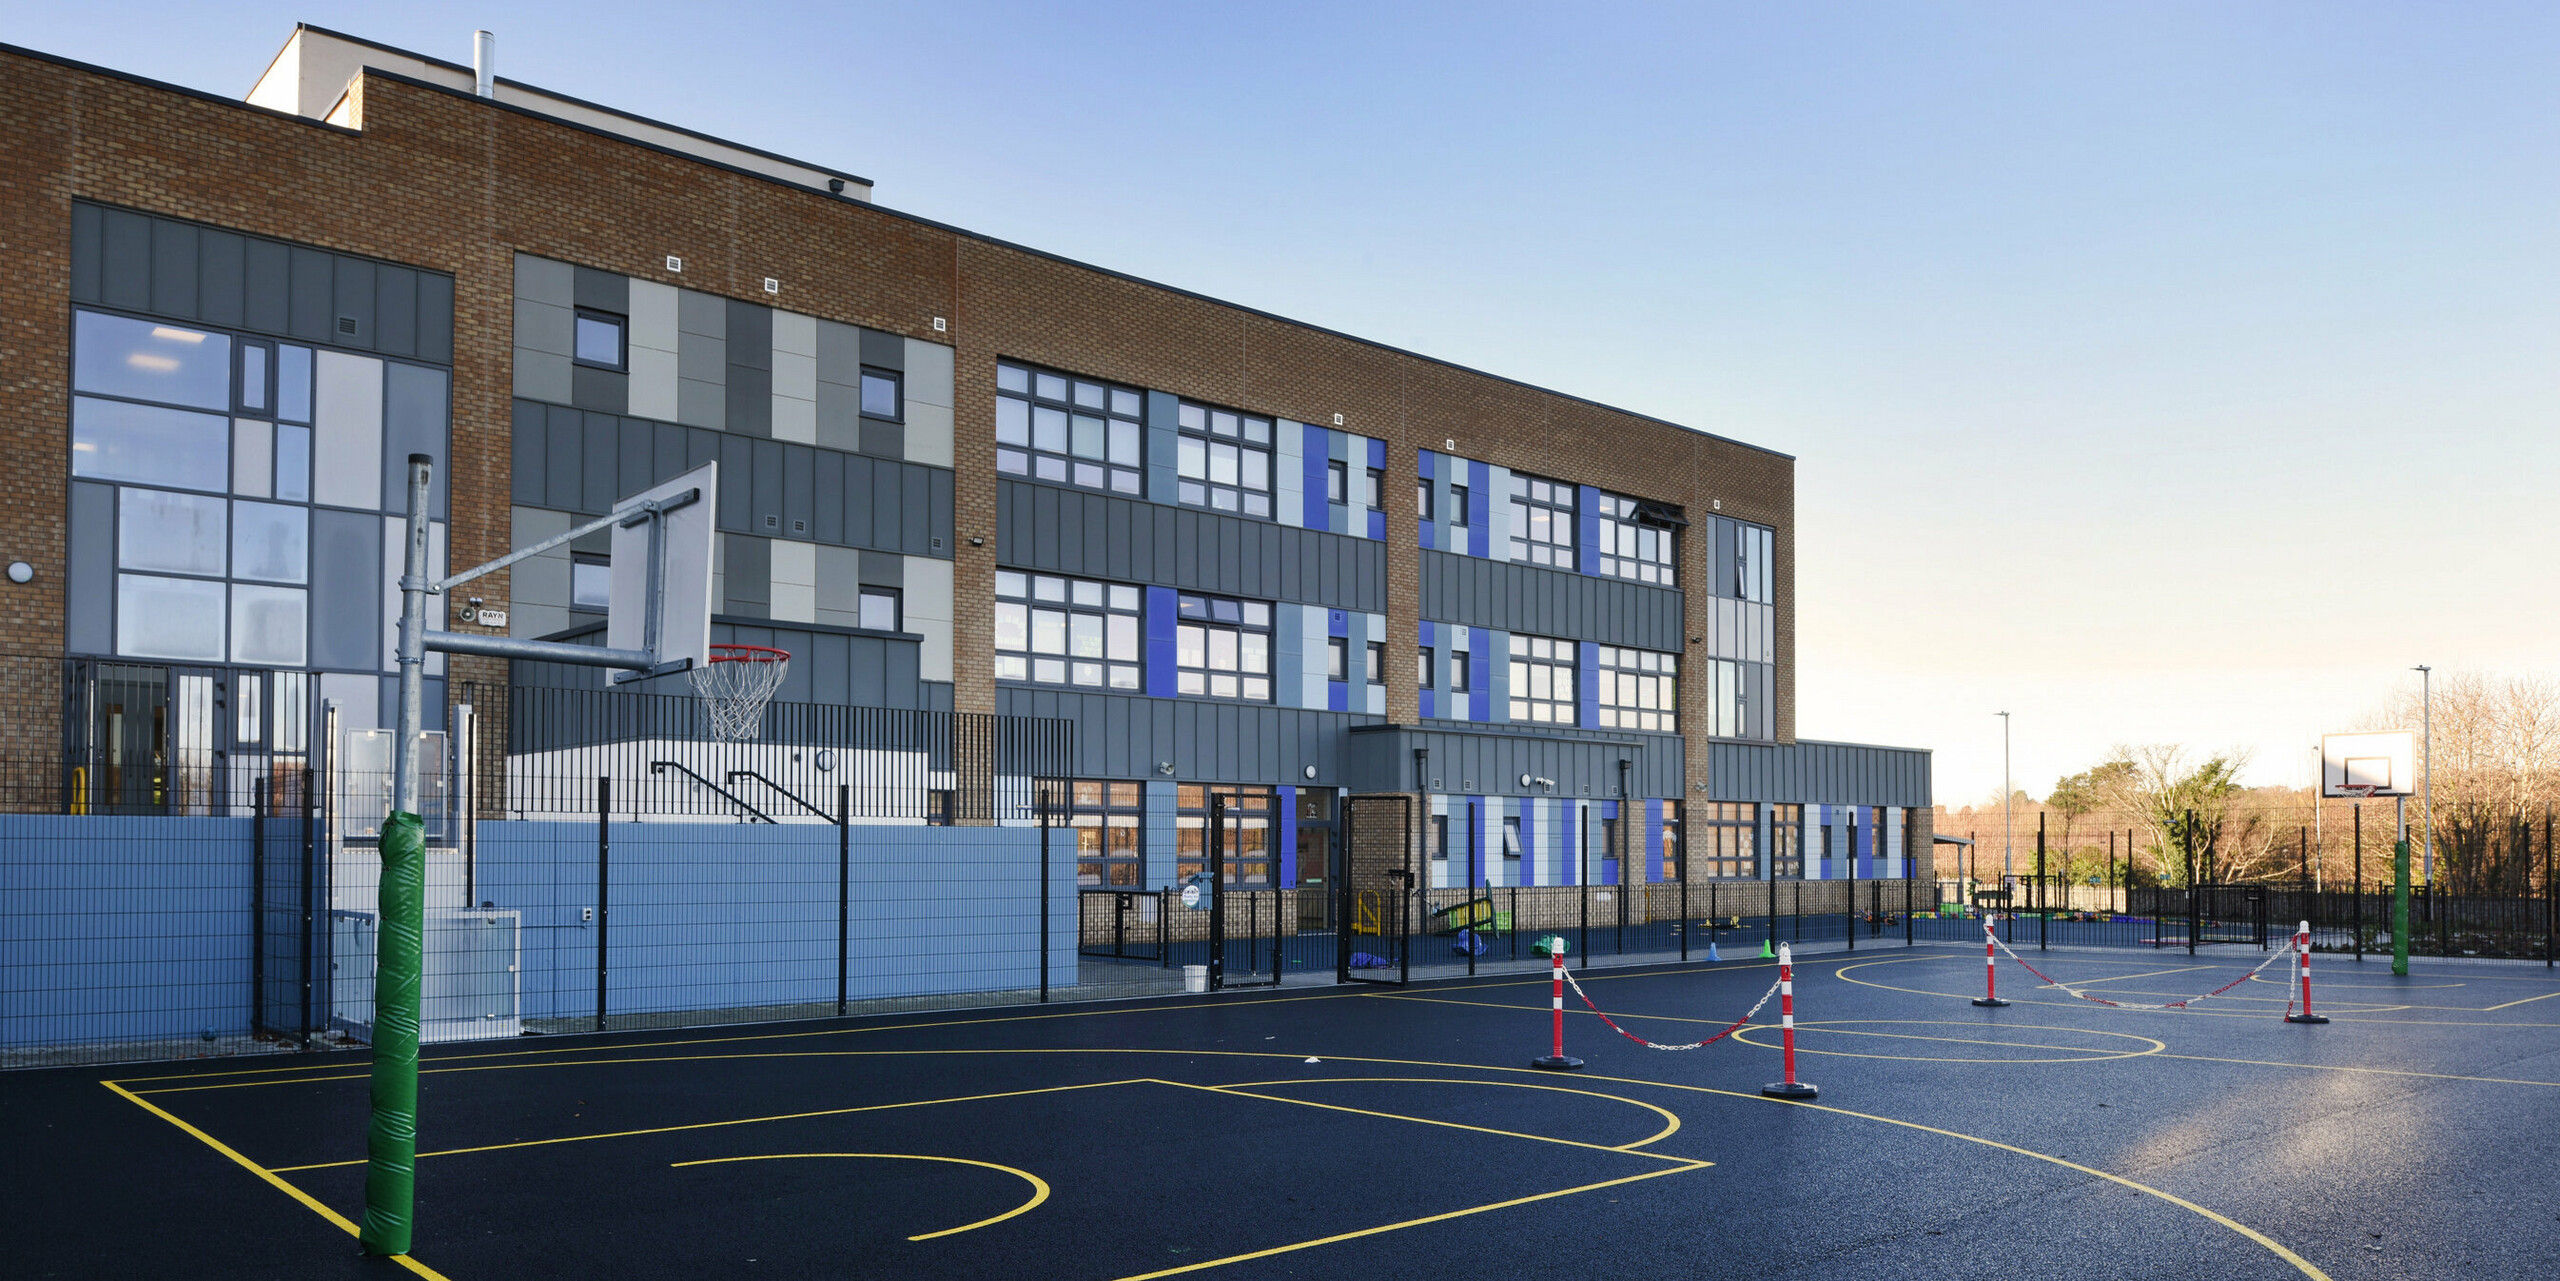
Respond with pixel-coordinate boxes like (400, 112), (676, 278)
(997, 480), (1387, 614)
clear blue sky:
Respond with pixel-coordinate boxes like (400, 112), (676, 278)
(17, 2), (2559, 802)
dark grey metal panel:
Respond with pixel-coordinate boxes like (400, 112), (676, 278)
(243, 237), (290, 335)
(149, 218), (197, 320)
(69, 203), (104, 303)
(726, 300), (771, 367)
(615, 418), (653, 499)
(100, 208), (151, 310)
(846, 635), (885, 706)
(924, 681), (954, 714)
(655, 422), (689, 485)
(544, 405), (583, 511)
(1420, 551), (1680, 651)
(511, 401), (545, 506)
(199, 230), (245, 330)
(843, 455), (874, 543)
(870, 458), (901, 549)
(310, 509), (381, 670)
(331, 258), (374, 351)
(1705, 739), (1932, 808)
(813, 451), (844, 544)
(857, 550), (902, 587)
(373, 265), (417, 357)
(782, 443), (815, 538)
(808, 631), (850, 706)
(900, 465), (931, 555)
(929, 468), (954, 557)
(571, 364), (627, 415)
(1348, 724), (1673, 800)
(725, 365), (770, 438)
(687, 425), (719, 479)
(859, 327), (903, 370)
(573, 266), (629, 314)
(885, 640), (921, 708)
(723, 534), (769, 617)
(287, 247), (332, 343)
(749, 440), (784, 535)
(67, 482), (113, 655)
(582, 413), (619, 513)
(417, 272), (455, 365)
(717, 434), (754, 532)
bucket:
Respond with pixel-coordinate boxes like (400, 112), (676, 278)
(1183, 964), (1208, 994)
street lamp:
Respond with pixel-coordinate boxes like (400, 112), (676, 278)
(2413, 665), (2433, 884)
(1998, 711), (2012, 887)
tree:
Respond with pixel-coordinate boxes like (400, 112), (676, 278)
(2049, 760), (2133, 885)
(2089, 745), (2266, 886)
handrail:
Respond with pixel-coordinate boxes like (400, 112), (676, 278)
(647, 761), (774, 823)
(725, 769), (833, 821)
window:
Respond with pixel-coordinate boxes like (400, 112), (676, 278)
(230, 502), (308, 585)
(1449, 650), (1472, 693)
(1710, 659), (1744, 738)
(1769, 804), (1805, 877)
(238, 342), (270, 414)
(1417, 647), (1435, 689)
(1176, 593), (1272, 701)
(1326, 635), (1348, 682)
(860, 368), (901, 420)
(1502, 816), (1523, 865)
(1417, 481), (1434, 520)
(1660, 801), (1683, 881)
(994, 571), (1142, 690)
(1597, 493), (1677, 586)
(1736, 522), (1774, 603)
(1177, 785), (1272, 884)
(1506, 634), (1575, 724)
(573, 309), (626, 370)
(1431, 813), (1450, 862)
(119, 488), (225, 577)
(571, 554), (610, 612)
(1597, 646), (1678, 733)
(1449, 484), (1470, 528)
(1602, 816), (1623, 881)
(1365, 640), (1385, 685)
(1176, 400), (1273, 517)
(72, 397), (228, 490)
(858, 588), (900, 632)
(117, 575), (225, 662)
(996, 361), (1143, 495)
(1507, 474), (1575, 570)
(74, 311), (232, 410)
(1061, 780), (1144, 887)
(1697, 803), (1758, 878)
(1327, 460), (1347, 503)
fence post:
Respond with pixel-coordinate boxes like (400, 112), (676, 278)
(2354, 802), (2364, 962)
(2185, 810), (2198, 957)
(1579, 806), (1591, 966)
(300, 765), (318, 1045)
(1038, 785), (1052, 1004)
(2545, 805), (2553, 969)
(837, 783), (850, 1017)
(595, 775), (610, 1034)
(1679, 817), (1690, 962)
(252, 778), (267, 1036)
(1207, 791), (1226, 991)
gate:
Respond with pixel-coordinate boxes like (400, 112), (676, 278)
(2194, 884), (2270, 947)
(1339, 794), (1413, 984)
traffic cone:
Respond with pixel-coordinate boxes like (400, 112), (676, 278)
(1707, 941), (1722, 962)
(1759, 938), (1775, 959)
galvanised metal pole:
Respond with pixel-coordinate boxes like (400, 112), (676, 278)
(2393, 794), (2411, 977)
(359, 454), (433, 1258)
(2416, 665), (2434, 886)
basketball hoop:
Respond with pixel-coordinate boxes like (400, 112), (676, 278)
(690, 644), (789, 742)
(2334, 783), (2379, 802)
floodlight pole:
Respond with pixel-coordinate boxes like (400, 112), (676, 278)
(1998, 712), (2012, 887)
(2393, 793), (2411, 977)
(2414, 665), (2433, 885)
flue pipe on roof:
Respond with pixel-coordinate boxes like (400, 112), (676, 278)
(473, 30), (496, 98)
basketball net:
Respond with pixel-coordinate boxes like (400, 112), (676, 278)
(690, 644), (789, 742)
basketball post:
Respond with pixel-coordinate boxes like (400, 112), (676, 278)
(364, 457), (715, 1257)
(2323, 732), (2416, 980)
(2394, 793), (2411, 977)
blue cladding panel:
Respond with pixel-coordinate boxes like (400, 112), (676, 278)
(1646, 799), (1664, 883)
(1468, 459), (1491, 558)
(1579, 486), (1604, 576)
(1146, 586), (1179, 699)
(1420, 688), (1435, 720)
(1278, 786), (1298, 889)
(1367, 508), (1385, 542)
(1578, 642), (1601, 729)
(1368, 437), (1385, 469)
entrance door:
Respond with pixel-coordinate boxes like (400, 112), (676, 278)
(1295, 828), (1332, 930)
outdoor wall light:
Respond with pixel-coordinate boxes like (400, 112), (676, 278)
(6, 562), (31, 584)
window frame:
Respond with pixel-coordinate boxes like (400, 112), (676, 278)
(572, 307), (628, 372)
(995, 360), (1145, 496)
(1417, 646), (1435, 690)
(1448, 649), (1471, 693)
(1596, 645), (1678, 733)
(1417, 481), (1434, 520)
(1060, 780), (1146, 887)
(1506, 473), (1578, 571)
(570, 552), (610, 614)
(1364, 640), (1385, 685)
(1174, 399), (1275, 519)
(1177, 784), (1275, 886)
(1326, 635), (1349, 683)
(993, 571), (1143, 692)
(1597, 492), (1677, 586)
(1505, 633), (1576, 725)
(859, 367), (904, 423)
(1177, 592), (1274, 702)
(1327, 459), (1348, 504)
(857, 585), (902, 633)
(1449, 483), (1471, 528)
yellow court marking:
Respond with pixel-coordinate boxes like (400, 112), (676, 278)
(2155, 1053), (2560, 1089)
(1213, 1076), (1679, 1158)
(99, 1082), (453, 1281)
(1174, 1080), (1696, 1165)
(1726, 1021), (2166, 1064)
(667, 1153), (1048, 1241)
(1832, 956), (2422, 1021)
(2484, 990), (2560, 1011)
(2041, 964), (2217, 987)
(268, 1078), (1145, 1172)
(1110, 1162), (1710, 1281)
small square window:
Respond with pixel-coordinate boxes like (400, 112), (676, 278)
(1418, 647), (1435, 689)
(861, 369), (902, 420)
(1417, 482), (1434, 520)
(1327, 636), (1348, 683)
(1327, 460), (1347, 503)
(1449, 651), (1471, 692)
(1450, 485), (1471, 527)
(1366, 468), (1385, 511)
(574, 310), (626, 370)
(859, 588), (900, 632)
(571, 554), (610, 612)
(1365, 640), (1385, 684)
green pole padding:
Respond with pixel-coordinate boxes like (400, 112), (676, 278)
(2392, 837), (2411, 978)
(360, 809), (425, 1256)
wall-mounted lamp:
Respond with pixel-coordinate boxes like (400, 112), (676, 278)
(968, 536), (986, 547)
(1157, 762), (1175, 776)
(5, 562), (31, 584)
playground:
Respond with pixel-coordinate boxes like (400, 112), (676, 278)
(10, 936), (2560, 1280)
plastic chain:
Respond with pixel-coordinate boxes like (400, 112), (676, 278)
(1988, 925), (2291, 1011)
(1559, 966), (1781, 1051)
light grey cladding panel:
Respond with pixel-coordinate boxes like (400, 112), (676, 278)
(1418, 550), (1681, 652)
(994, 481), (1382, 610)
(67, 482), (114, 654)
(515, 254), (574, 309)
(310, 509), (382, 670)
(1706, 739), (1932, 808)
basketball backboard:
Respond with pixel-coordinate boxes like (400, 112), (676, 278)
(2321, 730), (2417, 798)
(607, 461), (716, 681)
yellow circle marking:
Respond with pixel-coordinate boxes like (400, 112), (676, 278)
(668, 1152), (1049, 1241)
(1832, 955), (2421, 1018)
(1220, 1075), (1685, 1150)
(1729, 1020), (2165, 1063)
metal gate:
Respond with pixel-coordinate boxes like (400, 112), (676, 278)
(1338, 794), (1413, 984)
(2193, 884), (2270, 947)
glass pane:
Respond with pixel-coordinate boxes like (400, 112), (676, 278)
(994, 601), (1027, 651)
(1240, 602), (1269, 628)
(116, 574), (225, 661)
(1110, 388), (1141, 417)
(1072, 661), (1103, 686)
(1244, 417), (1270, 444)
(1073, 381), (1106, 409)
(1177, 481), (1205, 505)
(1210, 410), (1238, 437)
(1212, 487), (1237, 511)
(276, 346), (312, 423)
(996, 448), (1028, 474)
(994, 654), (1028, 680)
(1109, 665), (1141, 690)
(229, 584), (307, 666)
(274, 424), (311, 502)
(1035, 372), (1067, 401)
(861, 371), (900, 418)
(1240, 448), (1267, 491)
(1108, 584), (1140, 612)
(1211, 674), (1238, 699)
(1177, 594), (1206, 618)
(232, 500), (308, 584)
(1176, 624), (1204, 668)
(1178, 671), (1205, 695)
(1243, 493), (1268, 517)
(1111, 469), (1142, 494)
(232, 420), (272, 498)
(1242, 677), (1269, 701)
(1239, 631), (1267, 675)
(1210, 598), (1240, 624)
(1106, 614), (1139, 661)
(1208, 442), (1237, 486)
(1070, 612), (1104, 658)
(118, 488), (226, 576)
(74, 312), (232, 409)
(1030, 608), (1067, 654)
(1034, 658), (1066, 683)
(575, 314), (623, 365)
(1034, 575), (1067, 601)
(72, 397), (228, 488)
(1207, 628), (1238, 671)
(1033, 406), (1067, 453)
(996, 570), (1027, 598)
(1178, 403), (1205, 431)
(1072, 461), (1105, 488)
(239, 345), (268, 411)
(860, 592), (898, 631)
(995, 398), (1029, 445)
(1109, 419), (1141, 466)
(997, 363), (1029, 393)
(1178, 436), (1206, 479)
(572, 559), (610, 610)
(1071, 414), (1106, 459)
(1071, 579), (1103, 607)
(1035, 455), (1067, 481)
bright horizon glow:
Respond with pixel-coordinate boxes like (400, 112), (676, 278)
(17, 3), (2556, 805)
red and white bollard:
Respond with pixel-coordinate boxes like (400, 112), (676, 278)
(2285, 919), (2329, 1025)
(1972, 916), (2011, 1008)
(1531, 947), (1585, 1070)
(1761, 943), (1819, 1100)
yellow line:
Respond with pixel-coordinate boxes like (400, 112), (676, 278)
(99, 1081), (453, 1281)
(666, 1153), (1049, 1241)
(268, 1078), (1146, 1172)
(2042, 964), (2215, 987)
(2485, 990), (2560, 1011)
(1108, 1162), (1710, 1281)
(1211, 1076), (1686, 1151)
(1729, 1021), (2165, 1060)
(1173, 1080), (1696, 1165)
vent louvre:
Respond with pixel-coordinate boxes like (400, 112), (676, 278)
(336, 315), (359, 337)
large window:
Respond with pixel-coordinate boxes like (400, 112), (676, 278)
(1507, 474), (1575, 569)
(996, 361), (1143, 495)
(1175, 593), (1272, 701)
(1177, 785), (1273, 884)
(1176, 401), (1272, 517)
(1659, 801), (1683, 881)
(1769, 804), (1804, 877)
(993, 571), (1142, 690)
(1597, 493), (1677, 586)
(1506, 634), (1576, 725)
(1061, 780), (1143, 887)
(1697, 802), (1756, 878)
(1734, 522), (1773, 603)
(1597, 646), (1677, 733)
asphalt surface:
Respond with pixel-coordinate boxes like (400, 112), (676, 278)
(9, 941), (2560, 1280)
